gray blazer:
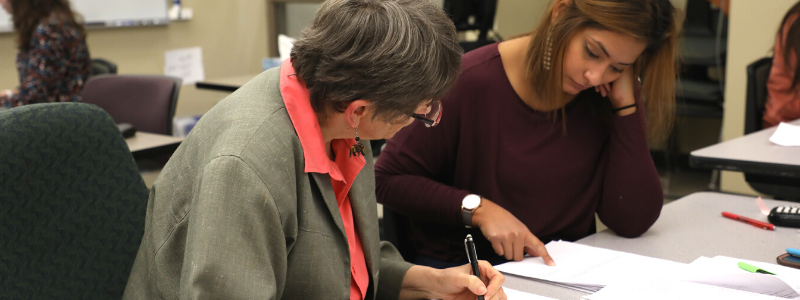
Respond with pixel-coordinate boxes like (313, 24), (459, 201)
(123, 67), (413, 300)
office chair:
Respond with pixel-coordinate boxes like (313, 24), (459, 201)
(89, 58), (118, 77)
(743, 57), (800, 200)
(0, 103), (149, 299)
(82, 75), (182, 136)
(744, 57), (773, 135)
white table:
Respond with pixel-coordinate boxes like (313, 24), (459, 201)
(504, 192), (799, 299)
(690, 119), (800, 178)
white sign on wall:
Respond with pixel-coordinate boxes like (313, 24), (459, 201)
(164, 47), (205, 85)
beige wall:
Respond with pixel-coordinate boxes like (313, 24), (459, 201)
(494, 0), (549, 38)
(720, 0), (795, 195)
(0, 0), (269, 118)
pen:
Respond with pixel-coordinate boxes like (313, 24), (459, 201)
(722, 211), (775, 230)
(738, 262), (777, 275)
(464, 234), (485, 300)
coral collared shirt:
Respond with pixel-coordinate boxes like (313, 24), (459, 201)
(279, 59), (369, 300)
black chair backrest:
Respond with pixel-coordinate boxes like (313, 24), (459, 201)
(745, 57), (773, 134)
(90, 58), (118, 77)
(0, 103), (149, 298)
(742, 57), (800, 200)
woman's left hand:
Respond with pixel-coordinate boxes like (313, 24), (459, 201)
(595, 67), (636, 113)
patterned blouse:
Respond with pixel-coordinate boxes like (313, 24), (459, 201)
(1, 15), (90, 108)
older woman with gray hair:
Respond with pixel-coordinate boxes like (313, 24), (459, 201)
(122, 0), (506, 299)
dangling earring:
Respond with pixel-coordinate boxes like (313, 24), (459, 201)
(543, 26), (553, 71)
(349, 127), (366, 157)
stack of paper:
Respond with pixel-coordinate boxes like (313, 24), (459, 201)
(584, 279), (794, 300)
(496, 240), (800, 298)
(584, 256), (800, 299)
(494, 240), (687, 293)
(682, 256), (800, 298)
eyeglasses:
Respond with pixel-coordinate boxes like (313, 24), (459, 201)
(411, 100), (442, 127)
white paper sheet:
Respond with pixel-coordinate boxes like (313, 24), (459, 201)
(682, 256), (799, 298)
(494, 241), (687, 292)
(164, 47), (205, 85)
(713, 256), (800, 295)
(769, 122), (800, 147)
(587, 279), (793, 300)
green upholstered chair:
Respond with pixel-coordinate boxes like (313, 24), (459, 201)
(0, 103), (148, 299)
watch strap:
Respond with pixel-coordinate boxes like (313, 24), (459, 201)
(462, 207), (473, 228)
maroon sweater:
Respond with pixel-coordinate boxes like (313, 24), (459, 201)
(374, 43), (663, 263)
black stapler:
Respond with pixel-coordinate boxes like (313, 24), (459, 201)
(118, 123), (136, 138)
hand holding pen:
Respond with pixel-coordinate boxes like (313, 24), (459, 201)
(465, 234), (486, 300)
(403, 236), (506, 300)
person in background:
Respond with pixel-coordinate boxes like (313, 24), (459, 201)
(376, 0), (680, 268)
(122, 0), (506, 299)
(0, 0), (90, 108)
(763, 0), (800, 128)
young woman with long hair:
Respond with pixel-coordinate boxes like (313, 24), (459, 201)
(376, 0), (681, 268)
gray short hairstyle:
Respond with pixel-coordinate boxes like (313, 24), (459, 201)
(290, 0), (462, 121)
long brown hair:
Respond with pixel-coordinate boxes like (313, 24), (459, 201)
(778, 1), (800, 89)
(525, 0), (681, 143)
(8, 0), (84, 51)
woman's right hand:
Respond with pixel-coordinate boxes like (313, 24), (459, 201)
(472, 199), (555, 265)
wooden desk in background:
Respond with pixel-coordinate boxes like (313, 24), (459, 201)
(125, 132), (184, 160)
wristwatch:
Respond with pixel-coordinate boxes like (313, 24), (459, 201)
(461, 194), (482, 228)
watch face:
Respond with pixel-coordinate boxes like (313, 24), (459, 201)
(463, 195), (481, 210)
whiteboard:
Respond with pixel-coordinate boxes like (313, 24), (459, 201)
(0, 0), (168, 33)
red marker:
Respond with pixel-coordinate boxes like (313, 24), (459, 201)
(722, 211), (775, 230)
